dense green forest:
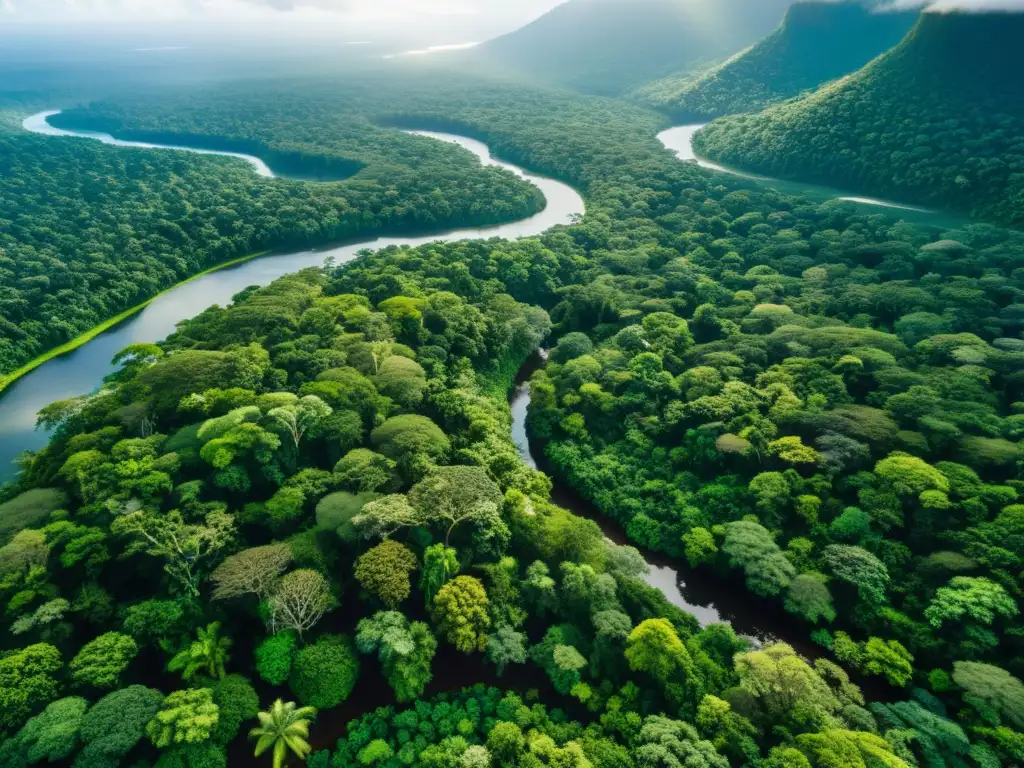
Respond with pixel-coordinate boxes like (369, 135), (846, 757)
(470, 0), (792, 96)
(693, 11), (1024, 228)
(1, 57), (1023, 768)
(0, 101), (542, 376)
(634, 1), (917, 121)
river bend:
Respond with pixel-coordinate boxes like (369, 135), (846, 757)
(3, 112), (582, 479)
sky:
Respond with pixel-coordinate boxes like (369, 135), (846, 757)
(0, 0), (567, 42)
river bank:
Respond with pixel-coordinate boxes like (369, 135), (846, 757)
(1, 114), (583, 482)
(0, 251), (269, 397)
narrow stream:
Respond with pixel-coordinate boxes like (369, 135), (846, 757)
(509, 354), (828, 652)
(657, 124), (968, 227)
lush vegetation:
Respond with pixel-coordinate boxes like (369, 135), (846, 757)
(693, 11), (1024, 227)
(634, 1), (917, 121)
(472, 0), (792, 96)
(0, 99), (541, 375)
(1, 63), (1023, 768)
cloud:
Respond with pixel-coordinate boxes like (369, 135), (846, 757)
(883, 0), (1024, 10)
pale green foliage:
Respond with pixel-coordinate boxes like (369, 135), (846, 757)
(432, 576), (490, 653)
(924, 576), (1018, 629)
(734, 643), (840, 730)
(420, 544), (460, 605)
(147, 688), (219, 748)
(70, 632), (138, 689)
(874, 453), (949, 497)
(952, 662), (1024, 729)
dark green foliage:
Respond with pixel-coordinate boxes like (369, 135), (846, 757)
(254, 631), (298, 687)
(695, 12), (1024, 227)
(289, 634), (360, 709)
(208, 674), (258, 745)
(77, 685), (164, 767)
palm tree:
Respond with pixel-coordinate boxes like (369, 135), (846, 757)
(168, 621), (232, 681)
(250, 699), (317, 768)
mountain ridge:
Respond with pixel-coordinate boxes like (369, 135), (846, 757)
(633, 1), (918, 120)
(692, 9), (1024, 227)
(472, 0), (794, 96)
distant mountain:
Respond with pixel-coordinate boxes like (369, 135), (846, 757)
(634, 1), (918, 120)
(473, 0), (794, 96)
(693, 10), (1024, 228)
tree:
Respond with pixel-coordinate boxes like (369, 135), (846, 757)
(0, 696), (87, 766)
(209, 674), (259, 746)
(289, 635), (360, 709)
(634, 715), (729, 768)
(487, 722), (525, 762)
(315, 491), (380, 541)
(76, 685), (164, 767)
(352, 495), (426, 540)
(420, 544), (459, 605)
(355, 540), (418, 608)
(952, 662), (1024, 729)
(370, 415), (450, 465)
(169, 622), (233, 682)
(70, 632), (138, 689)
(374, 356), (428, 409)
(263, 395), (333, 449)
(734, 643), (840, 730)
(147, 688), (220, 748)
(924, 577), (1017, 630)
(267, 569), (334, 638)
(210, 544), (292, 602)
(123, 599), (188, 647)
(794, 729), (912, 768)
(250, 699), (316, 768)
(860, 637), (914, 688)
(0, 643), (63, 733)
(822, 545), (889, 606)
(874, 453), (949, 498)
(722, 521), (795, 597)
(487, 625), (528, 676)
(625, 619), (694, 684)
(111, 508), (234, 597)
(683, 527), (718, 567)
(785, 573), (836, 624)
(356, 611), (437, 701)
(408, 466), (504, 545)
(432, 576), (491, 653)
(255, 631), (298, 687)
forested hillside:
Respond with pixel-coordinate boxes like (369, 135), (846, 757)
(693, 10), (1024, 227)
(1, 71), (1022, 767)
(473, 0), (793, 95)
(0, 103), (542, 378)
(634, 1), (917, 120)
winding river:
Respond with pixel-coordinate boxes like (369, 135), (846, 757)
(1, 113), (582, 481)
(7, 112), (947, 653)
(657, 124), (964, 227)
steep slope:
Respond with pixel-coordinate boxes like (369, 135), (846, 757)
(635, 1), (918, 120)
(693, 10), (1024, 227)
(473, 0), (794, 96)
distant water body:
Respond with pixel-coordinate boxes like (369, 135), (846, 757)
(658, 124), (944, 219)
(2, 112), (583, 481)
